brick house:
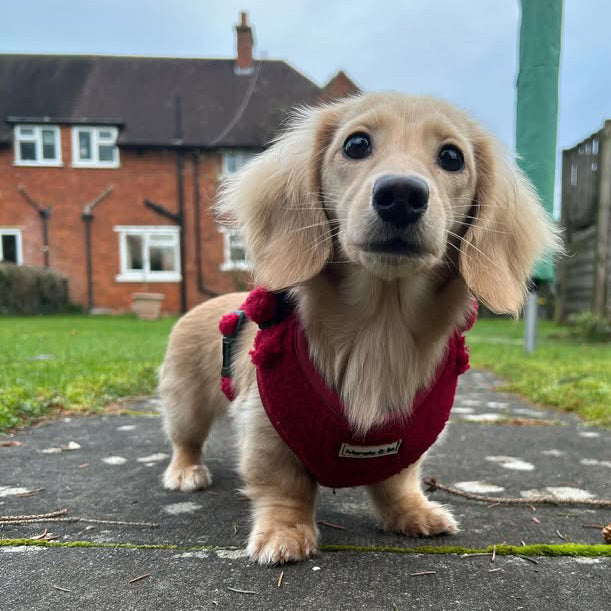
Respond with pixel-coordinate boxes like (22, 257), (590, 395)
(0, 13), (358, 313)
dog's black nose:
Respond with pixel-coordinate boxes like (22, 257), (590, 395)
(372, 175), (429, 226)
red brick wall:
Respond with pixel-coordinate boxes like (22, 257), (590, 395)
(0, 125), (250, 314)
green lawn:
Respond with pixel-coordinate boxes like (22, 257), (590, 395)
(468, 319), (611, 425)
(0, 314), (176, 431)
(0, 314), (609, 432)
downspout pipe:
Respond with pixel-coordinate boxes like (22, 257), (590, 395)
(16, 185), (51, 267)
(193, 150), (219, 298)
(81, 185), (114, 312)
(174, 95), (187, 314)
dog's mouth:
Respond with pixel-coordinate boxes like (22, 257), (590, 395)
(360, 238), (423, 256)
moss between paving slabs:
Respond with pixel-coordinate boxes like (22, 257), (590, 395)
(1, 539), (610, 557)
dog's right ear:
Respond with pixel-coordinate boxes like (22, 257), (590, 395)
(217, 105), (341, 291)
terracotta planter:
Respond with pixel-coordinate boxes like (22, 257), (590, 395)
(131, 292), (165, 320)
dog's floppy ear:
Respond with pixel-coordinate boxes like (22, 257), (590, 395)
(459, 131), (562, 315)
(217, 105), (340, 290)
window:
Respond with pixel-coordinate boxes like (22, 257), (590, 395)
(222, 150), (255, 175)
(570, 163), (578, 186)
(114, 226), (180, 282)
(14, 125), (61, 166)
(592, 138), (599, 156)
(72, 126), (120, 167)
(0, 229), (23, 264)
(220, 228), (249, 271)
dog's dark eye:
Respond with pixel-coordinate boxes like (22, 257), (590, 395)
(343, 132), (372, 160)
(438, 145), (464, 172)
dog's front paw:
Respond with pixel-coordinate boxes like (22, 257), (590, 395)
(381, 499), (458, 537)
(162, 463), (212, 492)
(247, 523), (318, 565)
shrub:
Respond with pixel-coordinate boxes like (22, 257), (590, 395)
(568, 311), (611, 343)
(0, 264), (69, 314)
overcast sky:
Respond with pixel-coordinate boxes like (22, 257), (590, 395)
(2, 0), (610, 209)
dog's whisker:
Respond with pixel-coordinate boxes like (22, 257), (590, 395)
(446, 230), (495, 266)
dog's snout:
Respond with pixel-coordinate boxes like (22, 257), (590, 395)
(372, 175), (429, 227)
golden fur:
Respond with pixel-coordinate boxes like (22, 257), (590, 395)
(159, 93), (562, 564)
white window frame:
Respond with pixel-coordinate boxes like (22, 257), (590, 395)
(114, 226), (181, 282)
(222, 149), (256, 175)
(72, 126), (120, 168)
(14, 125), (62, 166)
(0, 228), (23, 264)
(219, 227), (249, 271)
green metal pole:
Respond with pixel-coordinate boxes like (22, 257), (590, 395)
(516, 0), (563, 351)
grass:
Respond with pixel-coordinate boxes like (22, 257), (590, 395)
(467, 318), (611, 426)
(0, 314), (176, 431)
(0, 314), (609, 433)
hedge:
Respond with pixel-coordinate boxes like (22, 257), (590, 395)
(0, 264), (69, 314)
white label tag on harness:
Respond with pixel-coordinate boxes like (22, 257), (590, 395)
(338, 440), (402, 458)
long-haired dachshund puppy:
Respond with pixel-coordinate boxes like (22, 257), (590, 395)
(159, 93), (561, 564)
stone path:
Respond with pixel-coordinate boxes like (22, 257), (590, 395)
(1, 370), (610, 610)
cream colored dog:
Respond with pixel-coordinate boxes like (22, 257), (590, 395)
(159, 93), (561, 564)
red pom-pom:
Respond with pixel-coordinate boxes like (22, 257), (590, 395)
(220, 376), (235, 401)
(460, 300), (478, 332)
(219, 313), (240, 336)
(242, 287), (278, 325)
(455, 336), (470, 374)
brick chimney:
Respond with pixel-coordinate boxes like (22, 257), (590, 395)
(235, 12), (254, 74)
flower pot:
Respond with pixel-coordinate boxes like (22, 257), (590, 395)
(131, 292), (165, 320)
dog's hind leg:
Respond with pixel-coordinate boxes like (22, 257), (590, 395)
(159, 347), (227, 492)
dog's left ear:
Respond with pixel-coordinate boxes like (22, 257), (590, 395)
(459, 131), (563, 315)
(217, 105), (341, 290)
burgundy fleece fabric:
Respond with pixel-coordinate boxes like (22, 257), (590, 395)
(220, 288), (476, 488)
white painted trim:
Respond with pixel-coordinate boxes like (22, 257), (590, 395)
(114, 225), (180, 282)
(71, 126), (120, 168)
(219, 226), (250, 271)
(0, 228), (23, 264)
(14, 124), (62, 166)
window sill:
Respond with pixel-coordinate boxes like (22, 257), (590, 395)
(72, 161), (120, 169)
(13, 161), (63, 167)
(115, 273), (182, 283)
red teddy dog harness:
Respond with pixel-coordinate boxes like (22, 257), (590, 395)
(220, 288), (476, 489)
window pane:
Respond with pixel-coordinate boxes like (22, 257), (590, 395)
(98, 130), (113, 140)
(98, 144), (115, 162)
(20, 141), (37, 161)
(42, 130), (56, 160)
(126, 235), (143, 270)
(149, 244), (176, 272)
(18, 127), (34, 137)
(78, 131), (92, 160)
(1, 235), (17, 263)
(229, 232), (246, 263)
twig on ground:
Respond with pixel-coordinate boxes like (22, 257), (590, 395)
(277, 571), (284, 588)
(52, 585), (71, 592)
(518, 555), (539, 565)
(0, 508), (158, 528)
(0, 509), (69, 522)
(227, 587), (257, 594)
(317, 520), (346, 530)
(128, 573), (151, 584)
(491, 545), (496, 563)
(14, 489), (45, 498)
(425, 478), (611, 507)
(582, 524), (605, 529)
(410, 571), (437, 577)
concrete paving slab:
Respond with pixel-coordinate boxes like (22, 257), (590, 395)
(1, 546), (609, 611)
(1, 369), (609, 611)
